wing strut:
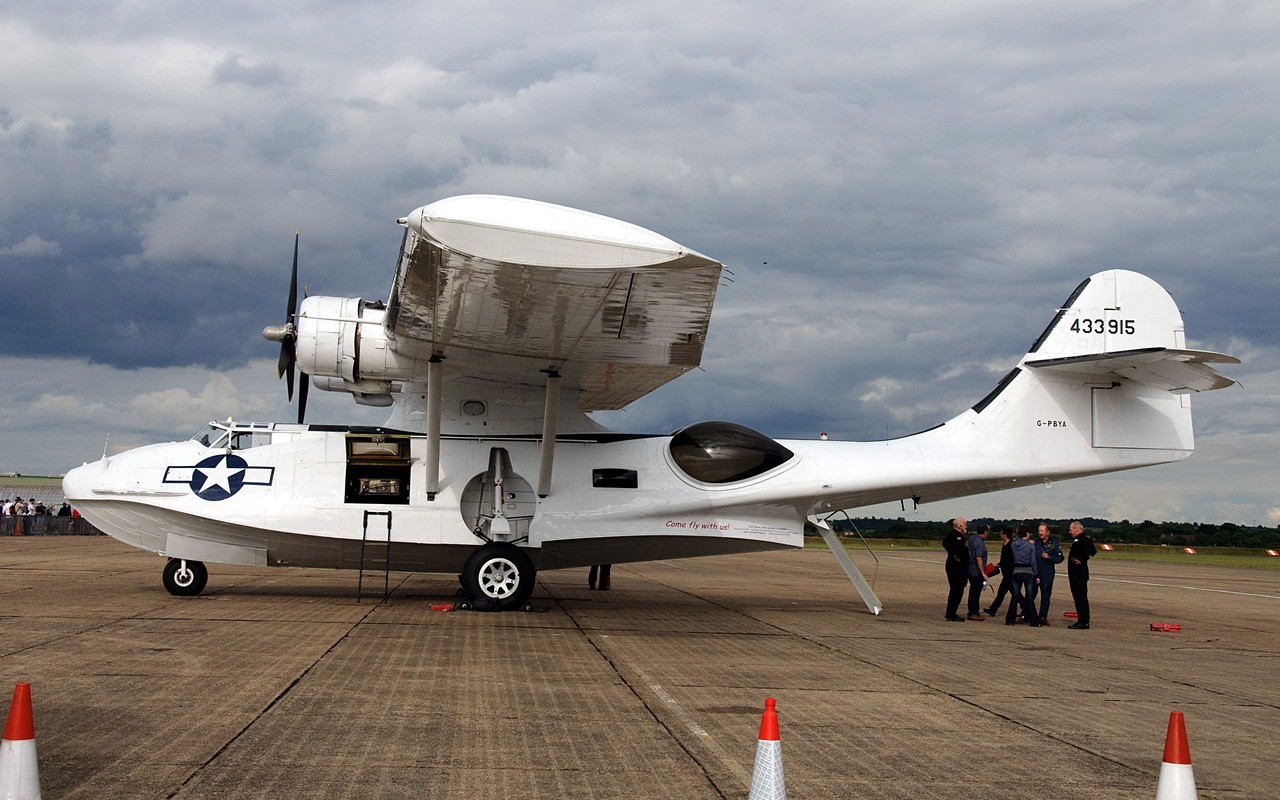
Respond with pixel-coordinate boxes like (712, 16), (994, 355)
(424, 355), (443, 500)
(812, 518), (882, 615)
(537, 370), (561, 498)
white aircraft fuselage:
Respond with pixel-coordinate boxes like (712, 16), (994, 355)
(62, 195), (1237, 610)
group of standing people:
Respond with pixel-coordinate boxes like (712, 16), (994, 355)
(944, 518), (1096, 629)
(2, 498), (73, 517)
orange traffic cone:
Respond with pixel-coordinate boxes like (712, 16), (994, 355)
(1155, 710), (1197, 799)
(0, 682), (42, 800)
(748, 697), (786, 800)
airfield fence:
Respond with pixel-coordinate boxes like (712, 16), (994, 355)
(2, 517), (104, 536)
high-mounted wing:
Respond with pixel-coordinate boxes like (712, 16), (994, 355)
(386, 195), (722, 410)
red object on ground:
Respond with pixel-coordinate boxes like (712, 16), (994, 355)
(1155, 710), (1197, 799)
(430, 603), (454, 612)
(757, 697), (780, 741)
(3, 683), (34, 741)
(1151, 623), (1183, 632)
(1163, 711), (1192, 765)
(1064, 611), (1078, 619)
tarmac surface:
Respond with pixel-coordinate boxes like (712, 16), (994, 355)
(2, 536), (1278, 799)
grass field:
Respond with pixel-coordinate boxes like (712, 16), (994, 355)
(810, 535), (1280, 569)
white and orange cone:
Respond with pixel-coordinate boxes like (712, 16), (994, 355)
(748, 697), (786, 800)
(1155, 710), (1197, 799)
(0, 682), (41, 800)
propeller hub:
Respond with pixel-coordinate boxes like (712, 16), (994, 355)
(262, 323), (295, 343)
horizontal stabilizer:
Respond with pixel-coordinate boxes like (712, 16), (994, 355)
(1025, 347), (1239, 393)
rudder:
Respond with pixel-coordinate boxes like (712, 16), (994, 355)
(1028, 270), (1187, 360)
(1018, 270), (1237, 452)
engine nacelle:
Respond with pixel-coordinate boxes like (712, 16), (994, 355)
(295, 296), (424, 394)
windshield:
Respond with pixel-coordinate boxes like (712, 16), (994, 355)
(190, 423), (230, 449)
(189, 422), (272, 450)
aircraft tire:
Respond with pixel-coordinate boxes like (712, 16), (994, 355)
(163, 558), (208, 596)
(461, 543), (536, 611)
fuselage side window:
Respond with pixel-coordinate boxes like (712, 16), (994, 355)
(669, 421), (794, 484)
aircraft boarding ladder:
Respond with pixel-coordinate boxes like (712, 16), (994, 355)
(357, 510), (393, 603)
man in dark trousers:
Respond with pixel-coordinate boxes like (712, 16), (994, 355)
(984, 527), (1014, 616)
(1067, 520), (1097, 629)
(966, 524), (990, 620)
(943, 517), (969, 621)
(1034, 522), (1065, 624)
(588, 564), (612, 590)
(1006, 526), (1041, 626)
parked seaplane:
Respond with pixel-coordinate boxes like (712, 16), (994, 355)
(63, 195), (1238, 612)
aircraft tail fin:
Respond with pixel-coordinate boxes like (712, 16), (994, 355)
(958, 270), (1236, 476)
(1020, 270), (1238, 393)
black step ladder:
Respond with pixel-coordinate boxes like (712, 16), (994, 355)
(357, 510), (393, 603)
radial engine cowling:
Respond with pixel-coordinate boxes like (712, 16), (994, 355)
(295, 296), (422, 398)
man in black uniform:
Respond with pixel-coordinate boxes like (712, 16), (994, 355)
(983, 527), (1014, 616)
(943, 517), (969, 621)
(1067, 520), (1097, 629)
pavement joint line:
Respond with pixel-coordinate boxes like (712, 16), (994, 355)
(2, 618), (121, 659)
(163, 601), (382, 799)
(9, 540), (1280, 797)
(625, 657), (752, 789)
(552, 572), (788, 791)
(637, 567), (1158, 783)
(861, 553), (1280, 598)
(745, 611), (1158, 781)
(1, 599), (177, 659)
(1094, 576), (1280, 600)
(545, 587), (735, 800)
(615, 570), (1153, 789)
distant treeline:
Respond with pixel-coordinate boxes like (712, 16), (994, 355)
(821, 517), (1280, 548)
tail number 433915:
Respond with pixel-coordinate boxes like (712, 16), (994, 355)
(1071, 318), (1135, 335)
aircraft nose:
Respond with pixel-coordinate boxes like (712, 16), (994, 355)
(62, 459), (105, 502)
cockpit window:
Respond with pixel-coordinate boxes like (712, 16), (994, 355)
(669, 421), (794, 484)
(229, 431), (270, 450)
(191, 423), (229, 449)
(190, 423), (269, 450)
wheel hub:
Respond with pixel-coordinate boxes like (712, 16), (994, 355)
(479, 558), (518, 598)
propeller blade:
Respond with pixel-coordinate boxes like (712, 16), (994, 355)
(277, 338), (294, 380)
(297, 371), (310, 425)
(284, 351), (296, 401)
(277, 230), (301, 398)
(286, 230), (299, 324)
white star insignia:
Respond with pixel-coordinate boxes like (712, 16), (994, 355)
(196, 457), (244, 495)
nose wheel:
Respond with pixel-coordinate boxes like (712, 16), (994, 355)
(163, 558), (208, 596)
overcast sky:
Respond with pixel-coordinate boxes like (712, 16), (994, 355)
(2, 1), (1276, 525)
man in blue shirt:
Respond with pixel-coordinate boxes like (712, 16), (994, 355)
(966, 524), (990, 620)
(1034, 523), (1065, 624)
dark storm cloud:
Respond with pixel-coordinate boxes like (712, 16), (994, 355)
(1, 0), (1276, 521)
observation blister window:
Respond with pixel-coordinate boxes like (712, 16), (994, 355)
(669, 422), (794, 484)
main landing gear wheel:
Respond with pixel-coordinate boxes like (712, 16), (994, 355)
(163, 558), (208, 596)
(461, 543), (536, 611)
